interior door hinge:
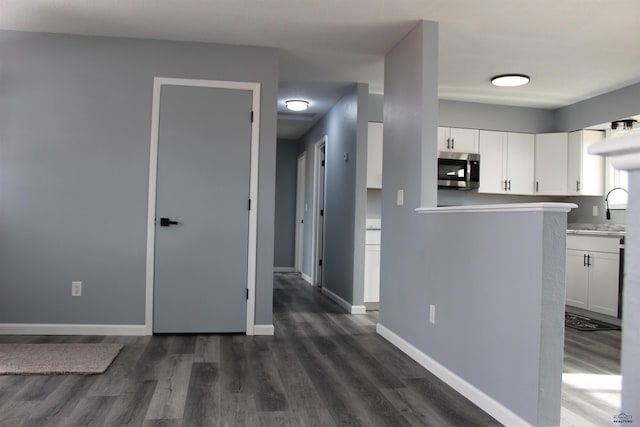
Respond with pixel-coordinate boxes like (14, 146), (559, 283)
(321, 160), (325, 167)
(248, 199), (251, 210)
(251, 111), (254, 123)
(246, 288), (249, 300)
(320, 209), (324, 216)
(319, 259), (323, 266)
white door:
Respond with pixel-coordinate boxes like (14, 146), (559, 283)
(313, 142), (326, 287)
(152, 82), (255, 333)
(294, 153), (306, 273)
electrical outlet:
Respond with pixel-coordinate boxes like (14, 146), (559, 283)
(397, 189), (404, 206)
(593, 205), (598, 217)
(72, 281), (82, 297)
(429, 304), (436, 324)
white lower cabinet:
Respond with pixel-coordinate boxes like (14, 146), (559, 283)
(566, 235), (620, 317)
(364, 227), (381, 304)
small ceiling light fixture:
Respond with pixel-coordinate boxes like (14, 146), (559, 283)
(491, 74), (530, 87)
(285, 100), (310, 111)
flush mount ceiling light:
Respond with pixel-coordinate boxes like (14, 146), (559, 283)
(285, 100), (310, 111)
(491, 74), (530, 87)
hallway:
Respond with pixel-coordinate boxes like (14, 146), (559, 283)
(271, 272), (500, 426)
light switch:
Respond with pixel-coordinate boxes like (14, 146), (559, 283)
(396, 189), (404, 206)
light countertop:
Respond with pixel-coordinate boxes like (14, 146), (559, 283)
(567, 223), (625, 237)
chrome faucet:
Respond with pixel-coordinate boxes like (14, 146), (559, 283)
(605, 187), (629, 220)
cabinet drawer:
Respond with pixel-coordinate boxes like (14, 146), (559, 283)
(366, 229), (381, 245)
(566, 235), (620, 253)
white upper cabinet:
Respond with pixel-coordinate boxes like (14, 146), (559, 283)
(566, 130), (605, 196)
(366, 122), (383, 189)
(438, 127), (479, 153)
(534, 132), (568, 195)
(478, 130), (507, 193)
(506, 132), (535, 194)
(478, 131), (534, 194)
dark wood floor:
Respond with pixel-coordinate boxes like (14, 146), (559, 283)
(0, 273), (621, 426)
(0, 273), (500, 426)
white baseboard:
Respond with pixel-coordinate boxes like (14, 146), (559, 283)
(376, 323), (530, 427)
(301, 272), (313, 285)
(253, 324), (275, 335)
(321, 287), (366, 315)
(0, 323), (151, 336)
(273, 267), (295, 273)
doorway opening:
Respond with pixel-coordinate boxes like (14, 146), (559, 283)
(312, 137), (327, 288)
(295, 153), (306, 273)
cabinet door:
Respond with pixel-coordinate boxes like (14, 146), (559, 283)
(580, 130), (605, 196)
(478, 130), (507, 193)
(566, 131), (583, 195)
(535, 133), (568, 195)
(506, 133), (534, 194)
(367, 122), (383, 189)
(449, 128), (479, 153)
(588, 251), (619, 317)
(437, 127), (451, 152)
(364, 243), (380, 303)
(567, 130), (604, 196)
(566, 249), (589, 310)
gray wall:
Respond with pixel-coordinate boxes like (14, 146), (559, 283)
(566, 195), (626, 224)
(368, 93), (384, 122)
(439, 100), (556, 133)
(554, 82), (640, 132)
(622, 170), (639, 415)
(380, 20), (563, 425)
(0, 30), (278, 326)
(298, 84), (368, 306)
(274, 139), (299, 268)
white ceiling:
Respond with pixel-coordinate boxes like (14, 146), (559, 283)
(3, 0), (640, 136)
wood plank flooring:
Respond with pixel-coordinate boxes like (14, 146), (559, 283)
(561, 325), (621, 427)
(0, 272), (620, 426)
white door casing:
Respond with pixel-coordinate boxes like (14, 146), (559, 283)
(145, 77), (261, 335)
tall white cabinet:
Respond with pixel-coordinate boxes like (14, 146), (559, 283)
(367, 122), (383, 189)
(365, 122), (383, 308)
(479, 131), (534, 194)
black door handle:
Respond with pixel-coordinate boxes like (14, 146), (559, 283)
(160, 217), (179, 227)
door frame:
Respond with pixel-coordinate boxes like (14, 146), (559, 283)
(311, 136), (327, 287)
(294, 152), (306, 273)
(145, 77), (261, 335)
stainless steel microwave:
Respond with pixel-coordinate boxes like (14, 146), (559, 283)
(437, 152), (480, 190)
